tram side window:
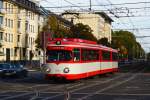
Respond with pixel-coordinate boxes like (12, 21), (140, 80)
(112, 52), (118, 61)
(102, 51), (111, 60)
(73, 48), (80, 62)
(81, 49), (99, 61)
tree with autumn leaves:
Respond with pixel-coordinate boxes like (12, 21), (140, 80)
(35, 15), (145, 60)
(111, 30), (145, 60)
(35, 15), (97, 49)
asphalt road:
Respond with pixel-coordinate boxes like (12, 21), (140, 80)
(0, 62), (150, 100)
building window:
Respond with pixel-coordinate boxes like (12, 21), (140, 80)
(5, 18), (7, 26)
(14, 48), (17, 56)
(10, 34), (13, 42)
(0, 32), (3, 40)
(18, 20), (21, 28)
(8, 4), (11, 13)
(5, 3), (7, 12)
(30, 37), (32, 45)
(5, 33), (7, 42)
(11, 5), (13, 13)
(33, 13), (34, 20)
(23, 48), (26, 57)
(9, 34), (10, 42)
(18, 8), (21, 13)
(31, 25), (32, 32)
(29, 37), (31, 44)
(11, 20), (13, 28)
(29, 24), (31, 32)
(25, 21), (28, 31)
(0, 16), (3, 24)
(17, 35), (20, 42)
(12, 34), (13, 42)
(33, 26), (34, 33)
(8, 19), (10, 27)
(11, 48), (13, 56)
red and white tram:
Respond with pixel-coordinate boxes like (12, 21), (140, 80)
(42, 38), (118, 80)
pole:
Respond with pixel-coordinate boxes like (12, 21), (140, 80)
(89, 0), (92, 11)
(43, 32), (46, 64)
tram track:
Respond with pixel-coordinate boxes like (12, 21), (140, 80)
(77, 64), (147, 100)
(41, 63), (146, 100)
(0, 63), (146, 100)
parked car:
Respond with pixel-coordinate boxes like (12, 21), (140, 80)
(0, 63), (28, 78)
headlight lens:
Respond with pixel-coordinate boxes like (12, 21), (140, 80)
(46, 68), (51, 73)
(63, 68), (70, 73)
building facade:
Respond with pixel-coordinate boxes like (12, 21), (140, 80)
(62, 12), (113, 42)
(0, 0), (45, 61)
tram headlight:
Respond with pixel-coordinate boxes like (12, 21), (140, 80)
(56, 41), (61, 45)
(46, 68), (51, 73)
(63, 67), (70, 73)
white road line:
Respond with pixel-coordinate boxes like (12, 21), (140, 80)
(78, 68), (146, 100)
(2, 92), (33, 100)
(41, 93), (63, 100)
(1, 84), (64, 100)
(67, 83), (85, 89)
(40, 73), (128, 100)
(78, 74), (138, 100)
(66, 92), (150, 96)
(70, 74), (127, 93)
(95, 93), (150, 96)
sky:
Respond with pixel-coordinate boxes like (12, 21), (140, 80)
(38, 0), (150, 52)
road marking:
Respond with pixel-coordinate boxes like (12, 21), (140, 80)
(67, 83), (85, 89)
(78, 74), (138, 100)
(77, 68), (146, 100)
(2, 92), (34, 100)
(114, 98), (136, 100)
(70, 73), (128, 93)
(40, 73), (128, 100)
(71, 92), (150, 96)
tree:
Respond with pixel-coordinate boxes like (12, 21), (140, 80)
(111, 30), (145, 60)
(71, 23), (97, 42)
(35, 15), (74, 49)
(97, 37), (111, 46)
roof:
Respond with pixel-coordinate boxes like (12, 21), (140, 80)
(62, 11), (113, 23)
(95, 12), (113, 22)
(9, 0), (41, 14)
(47, 38), (118, 52)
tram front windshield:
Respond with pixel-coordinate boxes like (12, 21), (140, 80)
(46, 50), (72, 61)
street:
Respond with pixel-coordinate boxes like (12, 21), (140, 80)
(0, 63), (149, 100)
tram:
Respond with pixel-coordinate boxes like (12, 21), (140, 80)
(42, 38), (118, 80)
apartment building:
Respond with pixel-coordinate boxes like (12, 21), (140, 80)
(0, 0), (45, 61)
(62, 11), (113, 42)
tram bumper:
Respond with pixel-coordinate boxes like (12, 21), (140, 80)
(45, 74), (78, 80)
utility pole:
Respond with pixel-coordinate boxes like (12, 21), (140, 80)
(43, 32), (46, 64)
(89, 0), (92, 11)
